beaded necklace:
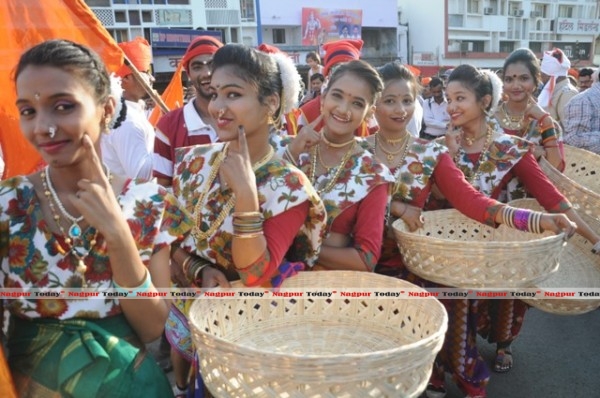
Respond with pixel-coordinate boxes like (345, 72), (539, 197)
(41, 165), (112, 287)
(309, 140), (356, 195)
(453, 125), (495, 188)
(191, 144), (274, 243)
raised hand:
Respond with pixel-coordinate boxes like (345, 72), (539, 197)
(68, 134), (124, 237)
(445, 123), (462, 157)
(288, 114), (323, 159)
(219, 125), (258, 197)
(524, 94), (549, 122)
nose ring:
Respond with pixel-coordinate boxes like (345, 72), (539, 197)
(345, 111), (351, 119)
(48, 126), (57, 139)
(218, 109), (225, 118)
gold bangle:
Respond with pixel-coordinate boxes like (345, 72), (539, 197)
(232, 211), (263, 219)
(232, 231), (264, 239)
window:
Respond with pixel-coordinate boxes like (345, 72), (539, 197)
(142, 10), (153, 22)
(558, 6), (573, 18)
(240, 0), (255, 21)
(529, 42), (542, 53)
(154, 0), (167, 4)
(467, 0), (479, 14)
(169, 0), (190, 4)
(114, 10), (127, 23)
(128, 10), (141, 25)
(472, 41), (484, 52)
(273, 28), (286, 44)
(112, 29), (129, 42)
(499, 41), (515, 53)
(85, 0), (111, 6)
(112, 0), (126, 4)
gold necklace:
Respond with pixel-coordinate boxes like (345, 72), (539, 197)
(454, 125), (495, 187)
(383, 136), (407, 146)
(501, 102), (525, 130)
(321, 133), (355, 148)
(375, 133), (410, 162)
(191, 145), (274, 242)
(310, 141), (356, 194)
(462, 129), (490, 146)
(41, 166), (111, 287)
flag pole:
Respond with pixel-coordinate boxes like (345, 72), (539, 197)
(123, 54), (170, 114)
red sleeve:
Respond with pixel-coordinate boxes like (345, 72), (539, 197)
(353, 184), (389, 269)
(237, 201), (310, 286)
(510, 152), (572, 212)
(432, 153), (503, 226)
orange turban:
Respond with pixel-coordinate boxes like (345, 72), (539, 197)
(421, 77), (432, 86)
(181, 35), (223, 73)
(257, 43), (282, 54)
(322, 39), (363, 76)
(116, 37), (152, 77)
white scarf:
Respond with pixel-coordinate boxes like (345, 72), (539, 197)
(538, 49), (570, 108)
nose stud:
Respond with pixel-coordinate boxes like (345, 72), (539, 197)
(48, 126), (57, 139)
(218, 109), (225, 118)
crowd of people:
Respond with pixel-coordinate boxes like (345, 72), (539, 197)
(0, 33), (598, 398)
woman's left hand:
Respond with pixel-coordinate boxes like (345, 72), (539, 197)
(540, 214), (576, 238)
(524, 94), (548, 121)
(220, 126), (258, 196)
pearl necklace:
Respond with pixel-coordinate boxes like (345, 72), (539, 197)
(321, 133), (355, 148)
(41, 165), (112, 287)
(191, 144), (274, 243)
(310, 140), (356, 194)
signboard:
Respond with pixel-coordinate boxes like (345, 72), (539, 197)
(555, 42), (591, 61)
(412, 52), (437, 66)
(156, 9), (192, 26)
(301, 8), (362, 47)
(555, 18), (600, 35)
(150, 28), (222, 49)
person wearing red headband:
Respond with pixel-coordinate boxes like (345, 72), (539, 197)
(101, 37), (156, 180)
(153, 35), (223, 188)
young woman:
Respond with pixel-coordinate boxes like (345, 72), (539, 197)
(496, 48), (564, 186)
(1, 40), (191, 397)
(428, 64), (599, 398)
(278, 60), (395, 272)
(365, 61), (576, 278)
(166, 44), (326, 396)
(306, 51), (324, 81)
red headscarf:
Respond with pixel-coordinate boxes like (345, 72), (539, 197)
(180, 35), (223, 73)
(115, 37), (152, 77)
(322, 39), (363, 76)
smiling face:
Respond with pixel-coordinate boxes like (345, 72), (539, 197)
(16, 65), (111, 168)
(503, 62), (537, 103)
(187, 53), (215, 99)
(375, 79), (415, 134)
(445, 80), (489, 130)
(208, 65), (276, 142)
(321, 72), (374, 138)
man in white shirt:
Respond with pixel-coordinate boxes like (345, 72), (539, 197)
(422, 77), (450, 140)
(101, 37), (155, 180)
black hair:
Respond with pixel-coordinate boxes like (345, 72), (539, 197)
(310, 73), (325, 82)
(306, 51), (321, 64)
(212, 44), (283, 120)
(448, 64), (494, 111)
(503, 48), (541, 87)
(377, 61), (420, 98)
(326, 60), (383, 104)
(429, 77), (443, 88)
(15, 39), (111, 105)
(579, 68), (594, 78)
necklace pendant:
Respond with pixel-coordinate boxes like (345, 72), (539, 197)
(387, 153), (395, 161)
(68, 223), (82, 240)
(76, 260), (87, 275)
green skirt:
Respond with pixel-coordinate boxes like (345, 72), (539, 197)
(8, 314), (173, 398)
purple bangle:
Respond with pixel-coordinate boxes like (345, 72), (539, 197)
(513, 210), (530, 231)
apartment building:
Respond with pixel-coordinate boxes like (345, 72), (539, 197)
(401, 0), (600, 72)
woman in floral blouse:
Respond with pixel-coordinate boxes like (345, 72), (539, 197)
(0, 40), (192, 397)
(277, 60), (395, 272)
(166, 44), (326, 396)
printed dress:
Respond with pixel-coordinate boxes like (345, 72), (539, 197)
(166, 142), (327, 361)
(0, 176), (192, 398)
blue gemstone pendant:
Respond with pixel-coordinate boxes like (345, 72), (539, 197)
(68, 223), (82, 240)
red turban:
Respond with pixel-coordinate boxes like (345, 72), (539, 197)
(116, 37), (152, 77)
(181, 35), (223, 73)
(257, 43), (283, 54)
(322, 39), (363, 76)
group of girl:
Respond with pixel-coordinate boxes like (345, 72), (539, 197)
(0, 38), (593, 398)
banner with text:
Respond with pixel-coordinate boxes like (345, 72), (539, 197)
(301, 8), (362, 47)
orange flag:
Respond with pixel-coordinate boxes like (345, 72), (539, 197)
(0, 345), (17, 398)
(0, 0), (123, 179)
(148, 63), (183, 127)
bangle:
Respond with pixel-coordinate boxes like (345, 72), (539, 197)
(232, 211), (263, 219)
(113, 268), (152, 294)
(501, 206), (515, 228)
(398, 203), (408, 218)
(187, 258), (210, 282)
(591, 241), (600, 254)
(181, 255), (194, 276)
(538, 113), (551, 126)
(232, 231), (264, 239)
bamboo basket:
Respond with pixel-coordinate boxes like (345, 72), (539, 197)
(539, 145), (600, 220)
(393, 210), (566, 289)
(509, 199), (600, 315)
(189, 271), (448, 398)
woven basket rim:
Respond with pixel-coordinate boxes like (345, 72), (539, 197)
(189, 271), (448, 362)
(392, 213), (566, 248)
(540, 153), (600, 199)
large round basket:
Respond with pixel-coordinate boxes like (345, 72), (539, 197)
(189, 271), (448, 398)
(393, 210), (566, 289)
(509, 199), (600, 315)
(539, 145), (600, 220)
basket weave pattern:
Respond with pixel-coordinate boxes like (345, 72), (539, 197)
(393, 210), (565, 288)
(539, 145), (600, 220)
(509, 199), (600, 315)
(189, 271), (448, 398)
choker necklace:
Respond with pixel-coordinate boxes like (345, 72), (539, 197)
(375, 133), (410, 162)
(310, 141), (356, 194)
(383, 136), (407, 146)
(462, 130), (489, 146)
(501, 103), (525, 130)
(41, 166), (111, 287)
(321, 133), (355, 148)
(191, 144), (274, 242)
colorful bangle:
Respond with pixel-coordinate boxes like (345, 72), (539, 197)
(541, 128), (556, 142)
(513, 209), (530, 231)
(113, 268), (152, 294)
(538, 113), (551, 126)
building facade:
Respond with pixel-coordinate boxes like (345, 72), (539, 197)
(401, 0), (600, 72)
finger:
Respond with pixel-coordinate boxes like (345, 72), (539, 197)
(215, 273), (231, 288)
(232, 125), (250, 159)
(82, 134), (109, 184)
(308, 114), (323, 130)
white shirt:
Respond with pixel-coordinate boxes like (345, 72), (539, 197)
(101, 100), (155, 180)
(423, 97), (450, 137)
(407, 100), (423, 137)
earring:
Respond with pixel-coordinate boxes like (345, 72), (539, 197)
(104, 116), (111, 133)
(267, 110), (274, 125)
(48, 126), (57, 139)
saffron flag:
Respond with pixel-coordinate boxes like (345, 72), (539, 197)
(148, 63), (183, 127)
(0, 0), (123, 179)
(0, 345), (16, 398)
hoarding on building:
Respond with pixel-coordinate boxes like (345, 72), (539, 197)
(301, 8), (362, 47)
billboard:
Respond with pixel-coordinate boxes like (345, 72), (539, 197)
(301, 8), (362, 47)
